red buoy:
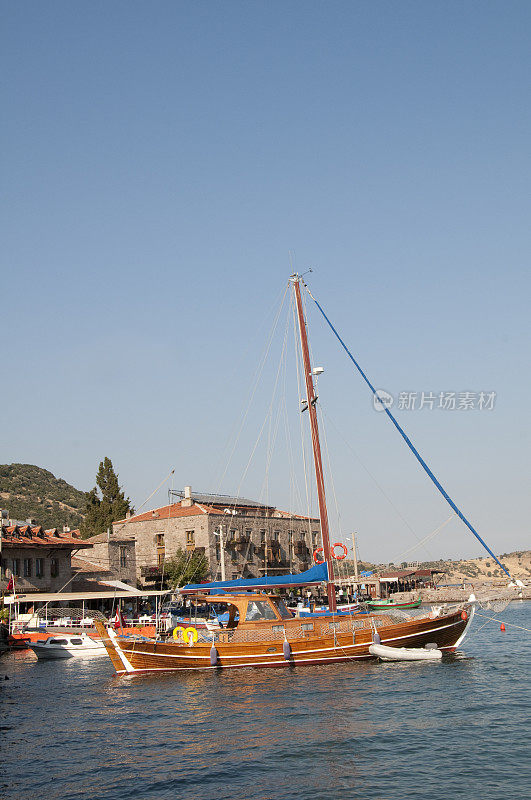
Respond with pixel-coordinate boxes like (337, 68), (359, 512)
(500, 623), (506, 631)
(461, 611), (468, 621)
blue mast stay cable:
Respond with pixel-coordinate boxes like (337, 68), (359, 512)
(306, 287), (512, 581)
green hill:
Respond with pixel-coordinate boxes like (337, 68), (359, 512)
(0, 463), (87, 530)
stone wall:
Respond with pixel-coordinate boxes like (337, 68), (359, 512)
(1, 547), (72, 593)
(114, 508), (321, 586)
(86, 539), (137, 585)
(208, 515), (321, 580)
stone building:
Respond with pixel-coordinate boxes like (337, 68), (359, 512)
(73, 532), (137, 587)
(0, 522), (91, 593)
(113, 487), (321, 587)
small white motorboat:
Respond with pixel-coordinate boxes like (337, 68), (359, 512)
(369, 643), (443, 661)
(28, 633), (107, 660)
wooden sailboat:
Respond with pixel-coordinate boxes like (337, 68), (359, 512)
(95, 275), (474, 675)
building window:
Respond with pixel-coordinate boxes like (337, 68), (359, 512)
(273, 531), (279, 541)
(156, 533), (165, 564)
(23, 558), (32, 578)
(312, 530), (319, 544)
(35, 558), (44, 578)
(50, 558), (59, 578)
(13, 559), (20, 576)
(186, 530), (195, 550)
(260, 530), (266, 544)
(119, 547), (127, 567)
(288, 530), (293, 544)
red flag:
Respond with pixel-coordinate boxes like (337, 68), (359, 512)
(113, 609), (126, 630)
(6, 575), (15, 593)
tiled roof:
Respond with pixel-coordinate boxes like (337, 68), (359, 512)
(273, 509), (320, 521)
(1, 525), (90, 550)
(114, 502), (224, 525)
(115, 502), (320, 526)
(71, 555), (112, 574)
(84, 532), (136, 543)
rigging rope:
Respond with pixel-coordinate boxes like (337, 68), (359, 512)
(234, 301), (290, 503)
(320, 406), (439, 563)
(306, 286), (513, 581)
(474, 611), (531, 634)
(318, 404), (344, 545)
(391, 514), (456, 565)
(214, 284), (290, 498)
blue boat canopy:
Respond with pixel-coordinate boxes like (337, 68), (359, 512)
(181, 562), (328, 594)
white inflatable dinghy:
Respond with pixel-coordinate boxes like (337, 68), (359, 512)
(369, 643), (443, 661)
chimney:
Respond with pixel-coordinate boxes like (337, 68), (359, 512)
(182, 485), (193, 507)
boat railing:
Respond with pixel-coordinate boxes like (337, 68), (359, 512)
(201, 614), (398, 645)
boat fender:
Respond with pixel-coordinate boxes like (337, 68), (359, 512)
(210, 645), (219, 666)
(372, 632), (381, 644)
(283, 639), (292, 661)
(500, 623), (505, 632)
(460, 611), (468, 621)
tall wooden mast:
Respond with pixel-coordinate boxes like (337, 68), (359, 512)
(292, 275), (337, 612)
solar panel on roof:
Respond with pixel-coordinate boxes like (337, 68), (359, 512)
(170, 490), (274, 508)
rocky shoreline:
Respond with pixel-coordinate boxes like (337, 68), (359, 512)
(390, 585), (530, 604)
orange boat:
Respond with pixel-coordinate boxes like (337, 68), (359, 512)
(8, 624), (157, 649)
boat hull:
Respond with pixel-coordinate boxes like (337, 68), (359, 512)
(367, 598), (421, 610)
(28, 635), (108, 660)
(95, 607), (473, 675)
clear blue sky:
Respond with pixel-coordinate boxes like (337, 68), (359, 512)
(2, 2), (530, 562)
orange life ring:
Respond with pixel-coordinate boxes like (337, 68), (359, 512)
(332, 542), (348, 561)
(313, 547), (324, 564)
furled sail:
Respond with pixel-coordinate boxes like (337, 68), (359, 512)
(181, 561), (328, 594)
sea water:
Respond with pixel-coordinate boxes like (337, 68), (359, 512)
(1, 602), (529, 800)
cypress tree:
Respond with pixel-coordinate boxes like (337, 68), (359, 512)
(80, 457), (133, 538)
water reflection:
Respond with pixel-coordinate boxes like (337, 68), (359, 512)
(2, 603), (530, 800)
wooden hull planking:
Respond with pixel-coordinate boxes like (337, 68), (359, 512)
(95, 609), (471, 675)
